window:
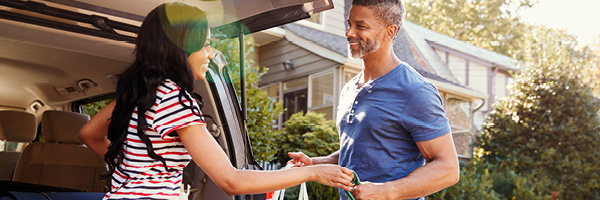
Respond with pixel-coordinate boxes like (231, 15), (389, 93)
(309, 70), (334, 120)
(0, 141), (28, 152)
(344, 70), (358, 84)
(283, 90), (307, 122)
(304, 12), (322, 25)
(446, 97), (472, 157)
(296, 12), (325, 29)
(260, 84), (282, 128)
(284, 78), (308, 91)
(81, 99), (115, 117)
(282, 78), (308, 122)
(261, 84), (280, 101)
(73, 94), (116, 118)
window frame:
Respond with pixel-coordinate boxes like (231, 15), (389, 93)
(71, 93), (117, 113)
(444, 94), (474, 158)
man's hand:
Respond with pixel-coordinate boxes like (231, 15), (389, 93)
(287, 152), (313, 167)
(350, 181), (391, 200)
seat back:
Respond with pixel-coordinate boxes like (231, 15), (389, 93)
(12, 111), (108, 192)
(0, 111), (37, 181)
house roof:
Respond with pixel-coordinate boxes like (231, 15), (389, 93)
(283, 23), (461, 86)
(403, 21), (518, 72)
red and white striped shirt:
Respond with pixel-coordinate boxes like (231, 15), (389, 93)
(105, 80), (205, 200)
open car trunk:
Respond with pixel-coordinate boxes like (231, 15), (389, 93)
(0, 0), (334, 199)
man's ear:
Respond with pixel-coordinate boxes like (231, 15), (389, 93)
(385, 25), (398, 41)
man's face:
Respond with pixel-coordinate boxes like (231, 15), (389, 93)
(346, 5), (385, 59)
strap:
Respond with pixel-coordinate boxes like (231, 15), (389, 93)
(344, 171), (361, 200)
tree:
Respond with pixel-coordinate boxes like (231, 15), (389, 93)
(404, 0), (536, 60)
(210, 36), (285, 162)
(476, 25), (600, 199)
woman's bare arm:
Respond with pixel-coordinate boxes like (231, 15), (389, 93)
(177, 124), (355, 195)
(78, 101), (114, 158)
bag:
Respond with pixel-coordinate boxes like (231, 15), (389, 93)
(268, 165), (309, 200)
(270, 182), (308, 200)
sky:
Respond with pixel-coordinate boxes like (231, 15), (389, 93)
(517, 0), (600, 47)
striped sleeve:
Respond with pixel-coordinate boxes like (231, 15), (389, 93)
(152, 83), (205, 139)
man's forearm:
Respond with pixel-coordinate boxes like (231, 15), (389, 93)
(312, 150), (340, 165)
(384, 155), (459, 199)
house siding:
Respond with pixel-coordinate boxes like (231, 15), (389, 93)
(258, 39), (339, 85)
(469, 62), (488, 95)
(447, 53), (467, 85)
(323, 0), (347, 37)
(494, 72), (509, 103)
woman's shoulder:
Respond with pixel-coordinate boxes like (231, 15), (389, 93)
(157, 79), (181, 95)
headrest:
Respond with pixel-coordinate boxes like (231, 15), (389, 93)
(42, 111), (90, 144)
(0, 111), (37, 142)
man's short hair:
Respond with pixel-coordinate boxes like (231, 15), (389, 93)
(352, 0), (405, 35)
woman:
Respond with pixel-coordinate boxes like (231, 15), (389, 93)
(78, 2), (354, 199)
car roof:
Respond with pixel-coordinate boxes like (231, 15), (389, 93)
(0, 0), (332, 112)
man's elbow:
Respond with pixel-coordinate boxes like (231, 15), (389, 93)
(446, 159), (460, 186)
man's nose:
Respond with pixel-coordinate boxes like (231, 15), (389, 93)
(346, 27), (357, 39)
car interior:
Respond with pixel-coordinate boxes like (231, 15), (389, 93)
(0, 0), (333, 199)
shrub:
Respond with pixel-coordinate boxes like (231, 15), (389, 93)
(274, 111), (340, 199)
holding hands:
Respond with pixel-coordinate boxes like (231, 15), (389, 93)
(286, 152), (357, 193)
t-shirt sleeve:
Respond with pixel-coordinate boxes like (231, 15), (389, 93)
(400, 83), (451, 142)
(152, 89), (205, 139)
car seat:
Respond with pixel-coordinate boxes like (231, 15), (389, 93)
(0, 111), (37, 181)
(12, 110), (108, 192)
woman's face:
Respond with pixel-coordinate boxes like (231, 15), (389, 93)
(189, 30), (215, 80)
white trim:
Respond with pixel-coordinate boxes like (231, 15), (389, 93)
(428, 79), (488, 101)
(262, 27), (286, 36)
(428, 42), (516, 72)
(285, 30), (347, 64)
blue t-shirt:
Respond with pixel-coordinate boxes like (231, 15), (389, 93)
(336, 63), (451, 200)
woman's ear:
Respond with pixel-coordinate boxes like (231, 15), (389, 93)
(385, 25), (398, 41)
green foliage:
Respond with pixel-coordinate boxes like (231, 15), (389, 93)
(273, 111), (339, 164)
(273, 111), (340, 200)
(404, 0), (537, 60)
(476, 25), (600, 199)
(428, 162), (501, 200)
(210, 36), (284, 162)
(429, 161), (555, 200)
(81, 99), (114, 118)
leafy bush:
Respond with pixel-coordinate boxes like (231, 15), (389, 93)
(475, 28), (600, 198)
(274, 111), (340, 199)
(429, 161), (554, 200)
(273, 111), (339, 164)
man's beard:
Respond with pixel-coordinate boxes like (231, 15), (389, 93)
(348, 36), (381, 59)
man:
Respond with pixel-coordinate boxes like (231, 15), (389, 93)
(288, 0), (459, 199)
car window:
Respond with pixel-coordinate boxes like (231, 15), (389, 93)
(81, 99), (115, 118)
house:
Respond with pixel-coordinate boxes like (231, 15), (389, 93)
(250, 0), (516, 161)
(402, 21), (519, 130)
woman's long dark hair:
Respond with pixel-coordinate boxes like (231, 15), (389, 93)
(102, 2), (209, 180)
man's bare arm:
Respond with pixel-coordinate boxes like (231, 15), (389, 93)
(288, 151), (340, 166)
(352, 133), (459, 199)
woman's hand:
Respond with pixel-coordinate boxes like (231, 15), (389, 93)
(307, 164), (355, 191)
